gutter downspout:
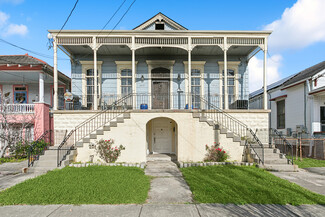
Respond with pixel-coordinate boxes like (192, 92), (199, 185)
(306, 79), (313, 157)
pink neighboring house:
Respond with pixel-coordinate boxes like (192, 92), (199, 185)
(0, 54), (71, 148)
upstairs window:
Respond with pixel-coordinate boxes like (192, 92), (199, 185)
(155, 23), (165, 30)
(14, 86), (27, 104)
(121, 69), (132, 97)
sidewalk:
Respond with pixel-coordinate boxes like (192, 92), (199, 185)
(1, 204), (325, 217)
(271, 168), (325, 196)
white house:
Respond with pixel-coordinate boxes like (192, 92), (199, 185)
(249, 60), (325, 138)
(48, 13), (272, 164)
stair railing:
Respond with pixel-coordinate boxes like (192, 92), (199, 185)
(246, 129), (264, 165)
(57, 129), (75, 167)
(27, 130), (52, 167)
(74, 93), (133, 145)
(198, 95), (248, 139)
(270, 128), (294, 165)
(197, 95), (265, 164)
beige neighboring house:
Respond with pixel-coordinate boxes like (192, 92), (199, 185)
(48, 12), (272, 164)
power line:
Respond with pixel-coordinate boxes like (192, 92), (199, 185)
(57, 0), (79, 37)
(75, 0), (137, 61)
(0, 38), (70, 61)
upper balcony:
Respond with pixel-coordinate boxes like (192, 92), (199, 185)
(0, 104), (35, 114)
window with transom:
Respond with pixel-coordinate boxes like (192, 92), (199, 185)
(121, 69), (132, 96)
(191, 69), (201, 109)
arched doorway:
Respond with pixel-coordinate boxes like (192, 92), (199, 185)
(151, 67), (170, 109)
(146, 117), (177, 156)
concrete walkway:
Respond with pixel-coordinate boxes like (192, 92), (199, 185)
(145, 154), (192, 204)
(271, 168), (325, 196)
(1, 204), (325, 217)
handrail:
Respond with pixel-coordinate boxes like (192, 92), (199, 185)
(57, 129), (75, 167)
(27, 130), (52, 167)
(197, 95), (248, 138)
(247, 128), (264, 165)
(270, 128), (294, 165)
(74, 93), (133, 145)
(197, 95), (265, 164)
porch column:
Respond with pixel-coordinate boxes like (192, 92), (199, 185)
(53, 37), (58, 110)
(93, 47), (98, 111)
(263, 38), (268, 110)
(39, 72), (44, 103)
(132, 48), (136, 109)
(188, 49), (192, 109)
(223, 39), (228, 110)
(188, 36), (192, 109)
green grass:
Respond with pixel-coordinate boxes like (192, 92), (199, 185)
(0, 166), (151, 205)
(289, 157), (325, 168)
(0, 157), (27, 164)
(180, 165), (325, 205)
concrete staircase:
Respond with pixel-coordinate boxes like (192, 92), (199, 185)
(249, 145), (298, 172)
(75, 112), (131, 148)
(28, 146), (77, 173)
(192, 112), (245, 146)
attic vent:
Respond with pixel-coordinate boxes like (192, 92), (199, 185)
(155, 22), (164, 30)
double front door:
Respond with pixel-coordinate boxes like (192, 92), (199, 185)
(152, 81), (169, 109)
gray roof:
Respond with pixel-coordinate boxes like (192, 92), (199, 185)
(283, 60), (325, 87)
(0, 54), (71, 88)
(249, 74), (296, 99)
(0, 55), (46, 65)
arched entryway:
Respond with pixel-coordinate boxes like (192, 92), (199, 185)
(146, 117), (178, 157)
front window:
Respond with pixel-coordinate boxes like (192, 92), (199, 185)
(121, 69), (132, 97)
(222, 69), (235, 107)
(86, 69), (98, 109)
(277, 100), (285, 129)
(14, 86), (27, 104)
(191, 69), (201, 109)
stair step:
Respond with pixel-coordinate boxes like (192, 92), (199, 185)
(116, 117), (124, 123)
(96, 128), (104, 135)
(220, 128), (228, 134)
(206, 120), (214, 126)
(259, 164), (298, 172)
(226, 132), (234, 138)
(199, 117), (207, 122)
(123, 113), (131, 119)
(110, 121), (117, 127)
(76, 141), (84, 147)
(89, 133), (97, 139)
(192, 112), (200, 118)
(103, 125), (111, 131)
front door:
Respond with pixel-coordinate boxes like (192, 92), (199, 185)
(152, 119), (172, 153)
(152, 81), (169, 109)
(320, 107), (325, 131)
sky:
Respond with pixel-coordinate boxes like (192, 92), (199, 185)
(0, 0), (324, 92)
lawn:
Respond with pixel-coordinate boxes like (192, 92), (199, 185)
(0, 166), (151, 205)
(181, 165), (325, 205)
(290, 157), (325, 168)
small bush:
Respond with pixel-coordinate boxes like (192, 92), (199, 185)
(96, 139), (125, 163)
(204, 143), (229, 162)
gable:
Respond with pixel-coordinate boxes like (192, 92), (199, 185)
(133, 12), (187, 31)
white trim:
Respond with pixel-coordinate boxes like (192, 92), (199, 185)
(183, 61), (206, 98)
(115, 61), (138, 96)
(146, 60), (175, 109)
(81, 61), (103, 107)
(218, 61), (240, 107)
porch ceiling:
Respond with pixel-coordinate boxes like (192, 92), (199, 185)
(62, 44), (258, 57)
(0, 71), (65, 84)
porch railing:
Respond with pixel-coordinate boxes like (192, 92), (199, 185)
(63, 93), (253, 110)
(0, 104), (35, 113)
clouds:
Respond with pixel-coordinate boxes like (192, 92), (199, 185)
(0, 11), (28, 37)
(265, 0), (325, 51)
(248, 55), (282, 92)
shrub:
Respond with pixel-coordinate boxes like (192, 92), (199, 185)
(204, 142), (229, 162)
(9, 140), (49, 159)
(96, 139), (125, 163)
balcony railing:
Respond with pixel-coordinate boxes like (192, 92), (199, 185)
(63, 93), (253, 111)
(0, 104), (35, 113)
